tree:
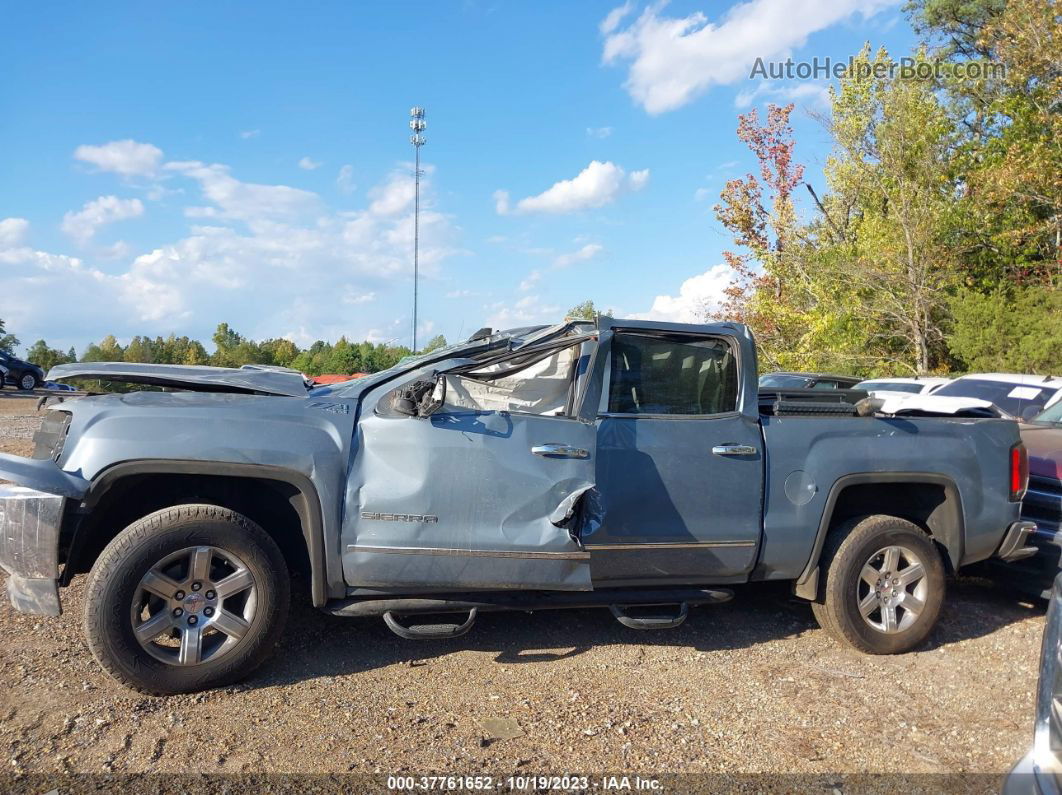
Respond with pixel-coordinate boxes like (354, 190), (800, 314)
(420, 334), (448, 354)
(0, 318), (19, 355)
(24, 340), (75, 372)
(949, 286), (1062, 372)
(818, 47), (964, 373)
(904, 0), (1005, 59)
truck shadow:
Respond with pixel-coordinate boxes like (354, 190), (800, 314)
(250, 576), (1043, 689)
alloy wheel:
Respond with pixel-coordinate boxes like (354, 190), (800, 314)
(856, 544), (928, 634)
(130, 545), (257, 666)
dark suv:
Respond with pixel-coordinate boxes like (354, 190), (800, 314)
(0, 350), (45, 391)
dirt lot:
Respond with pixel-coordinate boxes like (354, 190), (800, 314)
(0, 395), (1047, 781)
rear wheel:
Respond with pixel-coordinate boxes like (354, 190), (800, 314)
(84, 504), (290, 694)
(19, 371), (38, 391)
(811, 514), (945, 654)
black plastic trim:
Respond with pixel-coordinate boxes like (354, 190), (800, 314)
(80, 459), (330, 606)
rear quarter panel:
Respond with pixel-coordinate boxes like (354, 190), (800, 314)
(758, 414), (1021, 580)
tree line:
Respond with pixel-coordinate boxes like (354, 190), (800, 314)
(0, 318), (449, 378)
(711, 0), (1060, 376)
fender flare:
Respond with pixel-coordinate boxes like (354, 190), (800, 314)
(78, 459), (330, 606)
(792, 472), (965, 601)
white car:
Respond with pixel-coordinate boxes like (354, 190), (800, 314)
(853, 376), (951, 397)
(878, 373), (1062, 421)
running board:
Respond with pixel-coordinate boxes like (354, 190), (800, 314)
(383, 609), (477, 640)
(609, 602), (688, 630)
(324, 587), (733, 619)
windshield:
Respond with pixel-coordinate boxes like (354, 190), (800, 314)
(1031, 400), (1062, 424)
(856, 380), (923, 394)
(759, 374), (811, 389)
(934, 378), (1059, 420)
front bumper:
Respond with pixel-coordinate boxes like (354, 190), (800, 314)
(0, 485), (65, 616)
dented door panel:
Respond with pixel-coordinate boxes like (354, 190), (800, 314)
(342, 407), (597, 591)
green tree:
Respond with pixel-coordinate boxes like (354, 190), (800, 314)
(949, 286), (1062, 373)
(25, 340), (75, 372)
(0, 318), (19, 354)
(420, 334), (448, 354)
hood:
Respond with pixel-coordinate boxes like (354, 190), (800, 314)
(1020, 422), (1062, 481)
(46, 362), (311, 397)
(871, 393), (1008, 418)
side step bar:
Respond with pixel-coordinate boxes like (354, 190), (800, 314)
(383, 609), (478, 640)
(325, 587), (732, 639)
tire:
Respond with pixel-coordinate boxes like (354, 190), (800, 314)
(84, 504), (290, 695)
(18, 371), (39, 391)
(810, 514), (945, 654)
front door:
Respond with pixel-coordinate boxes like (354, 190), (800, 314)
(342, 336), (598, 592)
(585, 322), (765, 586)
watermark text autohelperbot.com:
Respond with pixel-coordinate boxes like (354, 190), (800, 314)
(750, 56), (1005, 81)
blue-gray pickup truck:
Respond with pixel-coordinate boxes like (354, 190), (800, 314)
(0, 318), (1035, 694)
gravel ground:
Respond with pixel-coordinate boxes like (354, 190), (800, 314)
(0, 396), (1047, 782)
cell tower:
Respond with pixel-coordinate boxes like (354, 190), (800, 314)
(409, 106), (427, 352)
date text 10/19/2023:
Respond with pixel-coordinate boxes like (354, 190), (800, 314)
(386, 775), (663, 791)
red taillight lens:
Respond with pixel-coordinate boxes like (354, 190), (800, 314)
(1010, 443), (1029, 501)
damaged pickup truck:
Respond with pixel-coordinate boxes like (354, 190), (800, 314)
(0, 318), (1035, 694)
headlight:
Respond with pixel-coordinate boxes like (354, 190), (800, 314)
(1032, 572), (1062, 787)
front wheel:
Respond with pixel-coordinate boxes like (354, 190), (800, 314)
(811, 514), (945, 654)
(84, 504), (290, 694)
(19, 371), (39, 391)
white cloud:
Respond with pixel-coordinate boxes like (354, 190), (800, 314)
(694, 187), (712, 201)
(337, 164), (355, 194)
(486, 295), (559, 330)
(600, 1), (634, 34)
(299, 156), (323, 171)
(74, 140), (164, 177)
(519, 270), (541, 291)
(240, 129), (261, 139)
(0, 218), (29, 248)
(735, 80), (831, 109)
(631, 264), (734, 323)
(586, 126), (614, 139)
(1, 149), (463, 346)
(164, 161), (320, 222)
(554, 243), (604, 268)
(496, 161), (649, 215)
(61, 195), (144, 245)
(602, 0), (897, 114)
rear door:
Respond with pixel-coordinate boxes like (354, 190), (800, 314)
(342, 335), (599, 592)
(584, 320), (765, 586)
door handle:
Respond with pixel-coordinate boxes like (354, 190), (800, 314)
(532, 443), (590, 459)
(712, 444), (757, 457)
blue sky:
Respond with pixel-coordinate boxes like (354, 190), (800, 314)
(0, 0), (916, 355)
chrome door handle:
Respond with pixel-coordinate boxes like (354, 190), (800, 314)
(712, 444), (757, 457)
(532, 443), (590, 459)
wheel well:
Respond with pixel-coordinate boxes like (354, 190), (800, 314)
(63, 474), (312, 590)
(826, 481), (962, 573)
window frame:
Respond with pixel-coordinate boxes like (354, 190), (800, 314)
(598, 330), (743, 421)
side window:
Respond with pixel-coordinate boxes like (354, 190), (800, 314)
(607, 333), (738, 416)
(810, 380), (840, 390)
(443, 344), (582, 416)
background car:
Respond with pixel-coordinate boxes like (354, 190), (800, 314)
(44, 381), (77, 392)
(853, 376), (951, 396)
(931, 373), (1062, 421)
(0, 351), (45, 391)
(758, 371), (861, 390)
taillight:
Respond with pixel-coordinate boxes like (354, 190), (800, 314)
(1011, 442), (1029, 501)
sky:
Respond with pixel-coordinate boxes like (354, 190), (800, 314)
(0, 0), (917, 355)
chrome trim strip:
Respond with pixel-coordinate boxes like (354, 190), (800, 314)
(582, 541), (757, 550)
(347, 544), (590, 561)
